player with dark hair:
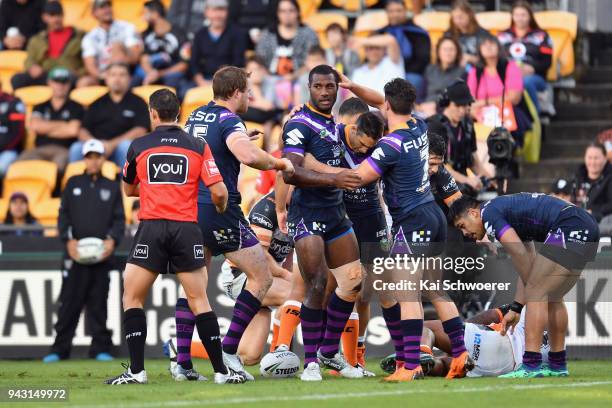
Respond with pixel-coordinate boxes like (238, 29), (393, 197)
(335, 76), (472, 382)
(278, 64), (365, 381)
(448, 193), (600, 378)
(175, 66), (294, 381)
(105, 89), (246, 385)
(428, 131), (462, 209)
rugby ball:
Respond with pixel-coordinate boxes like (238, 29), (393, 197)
(76, 237), (106, 265)
(259, 350), (300, 378)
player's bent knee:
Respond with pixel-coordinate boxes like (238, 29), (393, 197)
(331, 260), (363, 299)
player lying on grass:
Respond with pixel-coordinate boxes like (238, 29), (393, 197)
(449, 193), (600, 378)
(380, 305), (550, 377)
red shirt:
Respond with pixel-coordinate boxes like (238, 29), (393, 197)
(48, 28), (73, 59)
(255, 150), (281, 195)
(122, 125), (223, 222)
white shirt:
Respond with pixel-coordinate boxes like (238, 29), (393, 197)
(351, 56), (405, 96)
(81, 20), (141, 71)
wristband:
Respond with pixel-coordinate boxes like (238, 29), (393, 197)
(498, 303), (511, 316)
(510, 301), (524, 314)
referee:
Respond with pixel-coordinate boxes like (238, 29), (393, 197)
(105, 89), (244, 385)
(44, 140), (125, 363)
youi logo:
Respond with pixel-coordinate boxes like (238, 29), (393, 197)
(147, 153), (189, 184)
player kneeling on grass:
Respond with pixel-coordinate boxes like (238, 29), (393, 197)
(105, 90), (245, 385)
(449, 193), (600, 378)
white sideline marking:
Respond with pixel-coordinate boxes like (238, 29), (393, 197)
(71, 380), (612, 408)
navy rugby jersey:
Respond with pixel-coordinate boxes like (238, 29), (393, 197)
(337, 123), (381, 217)
(185, 101), (246, 205)
(366, 117), (434, 223)
(430, 165), (461, 209)
(282, 104), (344, 208)
(481, 193), (573, 242)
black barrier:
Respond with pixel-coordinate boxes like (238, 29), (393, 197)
(1, 236), (611, 360)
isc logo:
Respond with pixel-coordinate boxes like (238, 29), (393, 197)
(147, 153), (189, 184)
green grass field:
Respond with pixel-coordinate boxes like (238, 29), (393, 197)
(1, 359), (611, 408)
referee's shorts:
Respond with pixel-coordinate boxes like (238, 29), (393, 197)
(127, 219), (205, 274)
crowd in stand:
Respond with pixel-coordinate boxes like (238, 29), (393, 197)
(0, 0), (611, 234)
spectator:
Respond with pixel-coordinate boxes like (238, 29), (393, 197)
(445, 0), (490, 68)
(467, 35), (530, 145)
(18, 68), (84, 172)
(0, 192), (43, 236)
(0, 0), (44, 50)
(188, 0), (248, 90)
(127, 199), (140, 237)
(229, 0), (276, 46)
(421, 36), (465, 117)
(132, 0), (188, 89)
(351, 34), (404, 96)
(324, 23), (360, 77)
(498, 0), (553, 113)
(11, 1), (84, 90)
(376, 0), (431, 100)
(0, 79), (26, 178)
(44, 139), (125, 363)
(255, 0), (319, 78)
(550, 178), (573, 203)
(80, 0), (143, 87)
(574, 142), (612, 234)
(69, 63), (149, 166)
(167, 0), (206, 41)
(427, 80), (494, 195)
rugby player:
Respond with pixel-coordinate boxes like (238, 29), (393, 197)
(449, 193), (600, 377)
(335, 77), (472, 381)
(280, 64), (366, 381)
(106, 89), (245, 385)
(175, 66), (295, 381)
(381, 305), (550, 378)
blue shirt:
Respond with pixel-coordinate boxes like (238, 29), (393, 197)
(366, 117), (434, 224)
(481, 193), (573, 242)
(185, 101), (246, 205)
(337, 123), (381, 218)
(283, 104), (344, 208)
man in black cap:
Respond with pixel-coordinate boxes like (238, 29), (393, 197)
(18, 67), (84, 172)
(11, 1), (85, 90)
(427, 80), (494, 195)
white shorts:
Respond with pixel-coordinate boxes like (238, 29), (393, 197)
(464, 322), (516, 377)
(220, 261), (247, 301)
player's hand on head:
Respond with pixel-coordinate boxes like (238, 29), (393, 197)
(334, 170), (362, 190)
(500, 310), (520, 336)
(338, 73), (353, 90)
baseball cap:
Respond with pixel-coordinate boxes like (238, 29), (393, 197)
(552, 178), (572, 196)
(446, 80), (475, 106)
(82, 139), (105, 156)
(206, 0), (229, 8)
(43, 1), (64, 15)
(9, 191), (28, 203)
(48, 67), (72, 83)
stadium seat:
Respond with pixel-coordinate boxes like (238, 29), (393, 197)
(113, 0), (148, 32)
(13, 86), (53, 149)
(297, 0), (322, 20)
(414, 11), (450, 63)
(535, 11), (578, 80)
(31, 198), (61, 227)
(521, 91), (541, 164)
(62, 160), (118, 189)
(475, 11), (511, 36)
(304, 13), (349, 49)
(60, 0), (89, 30)
(328, 0), (377, 12)
(0, 50), (27, 94)
(69, 86), (108, 108)
(353, 10), (389, 37)
(180, 86), (214, 125)
(132, 85), (176, 103)
(3, 160), (58, 204)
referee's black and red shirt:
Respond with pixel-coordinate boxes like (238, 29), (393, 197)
(122, 125), (223, 222)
